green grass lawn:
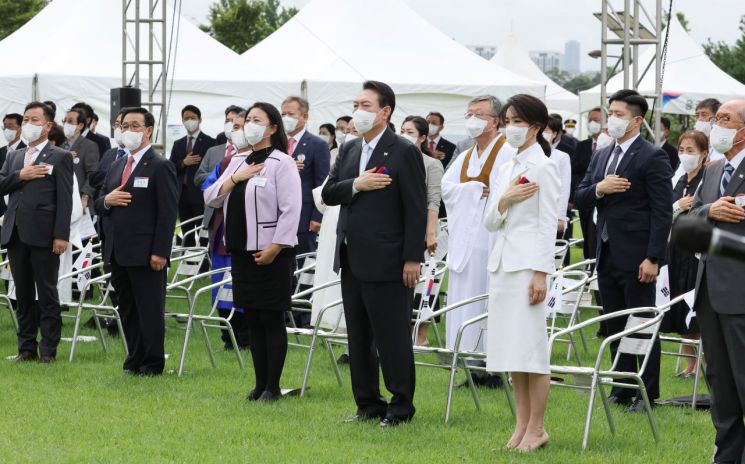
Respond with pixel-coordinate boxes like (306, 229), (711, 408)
(0, 239), (715, 463)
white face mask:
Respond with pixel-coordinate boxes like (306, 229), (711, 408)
(344, 134), (359, 144)
(183, 119), (199, 133)
(505, 124), (530, 149)
(401, 133), (419, 146)
(282, 116), (299, 133)
(63, 122), (78, 139)
(607, 116), (632, 139)
(428, 124), (440, 137)
(694, 120), (712, 136)
(244, 122), (267, 146)
(565, 127), (576, 136)
(21, 123), (43, 144)
(319, 134), (331, 145)
(596, 132), (614, 149)
(710, 124), (744, 154)
(465, 116), (488, 138)
(3, 128), (18, 142)
(542, 131), (555, 144)
(122, 130), (144, 152)
(231, 128), (249, 149)
(113, 127), (124, 146)
(335, 132), (346, 145)
(679, 154), (701, 173)
(224, 122), (233, 140)
(352, 109), (377, 134)
(588, 120), (601, 135)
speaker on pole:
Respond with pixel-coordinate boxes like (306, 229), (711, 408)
(110, 87), (141, 136)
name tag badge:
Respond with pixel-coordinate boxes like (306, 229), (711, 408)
(249, 176), (267, 188)
(735, 194), (745, 208)
(39, 162), (53, 175)
(133, 177), (149, 188)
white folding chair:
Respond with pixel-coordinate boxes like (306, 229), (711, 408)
(546, 270), (590, 363)
(0, 253), (18, 332)
(411, 259), (448, 347)
(554, 239), (570, 270)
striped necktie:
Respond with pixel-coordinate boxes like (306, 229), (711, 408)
(721, 163), (735, 197)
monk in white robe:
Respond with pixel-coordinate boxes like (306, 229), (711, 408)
(442, 96), (515, 353)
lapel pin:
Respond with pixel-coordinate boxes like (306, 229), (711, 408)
(739, 174), (744, 179)
(384, 152), (389, 157)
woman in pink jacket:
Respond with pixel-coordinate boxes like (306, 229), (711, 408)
(204, 102), (301, 402)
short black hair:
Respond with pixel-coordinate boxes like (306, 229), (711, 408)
(122, 107), (155, 128)
(547, 115), (563, 134)
(43, 100), (57, 113)
(426, 111), (445, 125)
(696, 98), (721, 115)
(608, 89), (648, 117)
(246, 102), (288, 154)
(362, 80), (396, 115)
(91, 113), (99, 123)
(224, 105), (244, 117)
(71, 102), (94, 121)
(3, 113), (22, 126)
(336, 115), (352, 124)
(549, 113), (564, 124)
(67, 108), (87, 127)
(47, 123), (66, 147)
(660, 116), (671, 131)
(181, 105), (201, 119)
(24, 101), (55, 122)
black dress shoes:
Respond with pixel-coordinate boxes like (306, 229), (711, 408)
(257, 390), (282, 402)
(379, 416), (411, 428)
(627, 398), (655, 413)
(38, 355), (55, 364)
(336, 353), (350, 365)
(606, 394), (633, 407)
(343, 411), (386, 423)
(246, 389), (263, 401)
(13, 351), (37, 363)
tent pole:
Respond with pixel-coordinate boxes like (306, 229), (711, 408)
(301, 79), (308, 100)
(32, 74), (38, 101)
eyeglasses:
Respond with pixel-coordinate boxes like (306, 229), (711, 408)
(714, 115), (744, 125)
(464, 112), (497, 119)
(120, 123), (145, 131)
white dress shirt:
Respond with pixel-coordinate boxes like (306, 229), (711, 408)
(129, 144), (151, 170)
(9, 139), (22, 150)
(351, 129), (386, 195)
(288, 127), (306, 148)
(596, 133), (640, 198)
(25, 139), (49, 164)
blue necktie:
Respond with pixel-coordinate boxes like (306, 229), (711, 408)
(116, 148), (127, 160)
(359, 144), (373, 176)
(721, 163), (735, 197)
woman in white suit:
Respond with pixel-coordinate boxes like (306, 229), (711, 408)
(484, 94), (561, 452)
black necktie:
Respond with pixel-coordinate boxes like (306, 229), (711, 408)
(116, 148), (126, 160)
(605, 145), (623, 175)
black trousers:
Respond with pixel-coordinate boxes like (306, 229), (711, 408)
(217, 308), (250, 348)
(178, 197), (204, 248)
(697, 271), (745, 464)
(340, 248), (416, 420)
(7, 229), (61, 357)
(110, 259), (167, 375)
(296, 231), (318, 256)
(597, 243), (660, 400)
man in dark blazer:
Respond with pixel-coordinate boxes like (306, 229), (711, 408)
(322, 81), (426, 427)
(574, 89), (673, 412)
(72, 102), (111, 157)
(425, 111), (456, 218)
(62, 108), (99, 210)
(575, 108), (602, 262)
(95, 107), (178, 376)
(169, 104), (216, 247)
(0, 102), (73, 363)
(689, 99), (745, 464)
(280, 96), (330, 255)
(660, 117), (680, 172)
(0, 113), (26, 217)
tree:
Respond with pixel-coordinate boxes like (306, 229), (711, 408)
(704, 15), (745, 85)
(545, 68), (602, 95)
(200, 0), (298, 54)
(675, 12), (690, 32)
(0, 0), (45, 41)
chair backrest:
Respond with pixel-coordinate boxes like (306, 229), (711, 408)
(294, 252), (317, 296)
(554, 239), (569, 269)
(170, 250), (208, 285)
(412, 260), (447, 321)
(611, 308), (663, 375)
(212, 271), (234, 316)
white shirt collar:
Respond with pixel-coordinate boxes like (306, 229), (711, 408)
(29, 139), (49, 153)
(514, 142), (543, 165)
(289, 127), (306, 143)
(474, 134), (500, 159)
(128, 144), (151, 169)
(82, 128), (90, 137)
(614, 133), (640, 154)
(362, 128), (386, 153)
(186, 130), (200, 141)
(726, 147), (745, 172)
(9, 139), (22, 150)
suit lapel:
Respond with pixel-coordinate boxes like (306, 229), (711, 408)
(724, 160), (745, 197)
(615, 136), (643, 178)
(347, 140), (362, 177)
(365, 128), (395, 171)
(32, 143), (54, 166)
(124, 149), (154, 188)
(295, 131), (309, 159)
(595, 146), (612, 179)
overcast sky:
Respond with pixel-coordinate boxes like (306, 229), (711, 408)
(180, 0), (743, 72)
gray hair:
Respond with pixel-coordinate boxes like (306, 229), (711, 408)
(282, 96), (310, 114)
(468, 95), (502, 117)
(236, 110), (247, 119)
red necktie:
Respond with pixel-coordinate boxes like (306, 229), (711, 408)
(186, 136), (194, 154)
(429, 140), (435, 152)
(592, 141), (597, 154)
(288, 137), (297, 156)
(120, 155), (135, 186)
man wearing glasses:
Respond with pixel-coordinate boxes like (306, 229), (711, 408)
(95, 107), (178, 376)
(440, 95), (515, 387)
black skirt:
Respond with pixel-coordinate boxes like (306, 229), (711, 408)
(660, 245), (700, 334)
(231, 247), (295, 312)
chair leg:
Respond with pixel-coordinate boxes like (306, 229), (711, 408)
(500, 372), (516, 419)
(200, 321), (217, 368)
(92, 310), (108, 352)
(177, 316), (194, 376)
(113, 309), (128, 356)
(7, 306), (19, 332)
(637, 382), (659, 443)
(692, 342), (703, 410)
(324, 339), (343, 386)
(674, 343), (683, 374)
(68, 305), (84, 362)
(225, 323), (245, 370)
(300, 331), (318, 396)
(461, 359), (481, 411)
(444, 352), (460, 424)
(597, 381), (616, 435)
(582, 374), (600, 451)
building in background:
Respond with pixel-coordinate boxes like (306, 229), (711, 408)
(467, 44), (497, 60)
(529, 50), (562, 73)
(562, 40), (581, 74)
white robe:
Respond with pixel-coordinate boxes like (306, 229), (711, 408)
(441, 135), (515, 351)
(58, 176), (84, 304)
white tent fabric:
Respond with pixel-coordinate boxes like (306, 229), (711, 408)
(579, 16), (745, 115)
(0, 0), (297, 149)
(238, 0), (545, 134)
(491, 34), (579, 119)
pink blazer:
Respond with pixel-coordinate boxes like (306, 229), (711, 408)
(204, 149), (302, 251)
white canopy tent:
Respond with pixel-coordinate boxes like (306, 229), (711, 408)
(0, 0), (296, 149)
(238, 0), (545, 134)
(579, 16), (745, 116)
(491, 34), (579, 120)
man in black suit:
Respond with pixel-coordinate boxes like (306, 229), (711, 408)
(95, 107), (178, 376)
(71, 102), (111, 157)
(659, 116), (680, 172)
(425, 111), (456, 218)
(0, 113), (26, 217)
(574, 89), (673, 412)
(62, 108), (99, 211)
(689, 98), (745, 464)
(322, 81), (426, 427)
(0, 102), (74, 363)
(169, 105), (216, 248)
(575, 107), (603, 262)
(281, 96), (331, 255)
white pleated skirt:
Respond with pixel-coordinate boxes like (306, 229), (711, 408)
(486, 266), (550, 375)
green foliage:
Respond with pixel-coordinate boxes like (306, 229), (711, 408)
(545, 68), (602, 95)
(200, 0), (298, 54)
(675, 12), (690, 32)
(0, 0), (45, 41)
(704, 15), (745, 85)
